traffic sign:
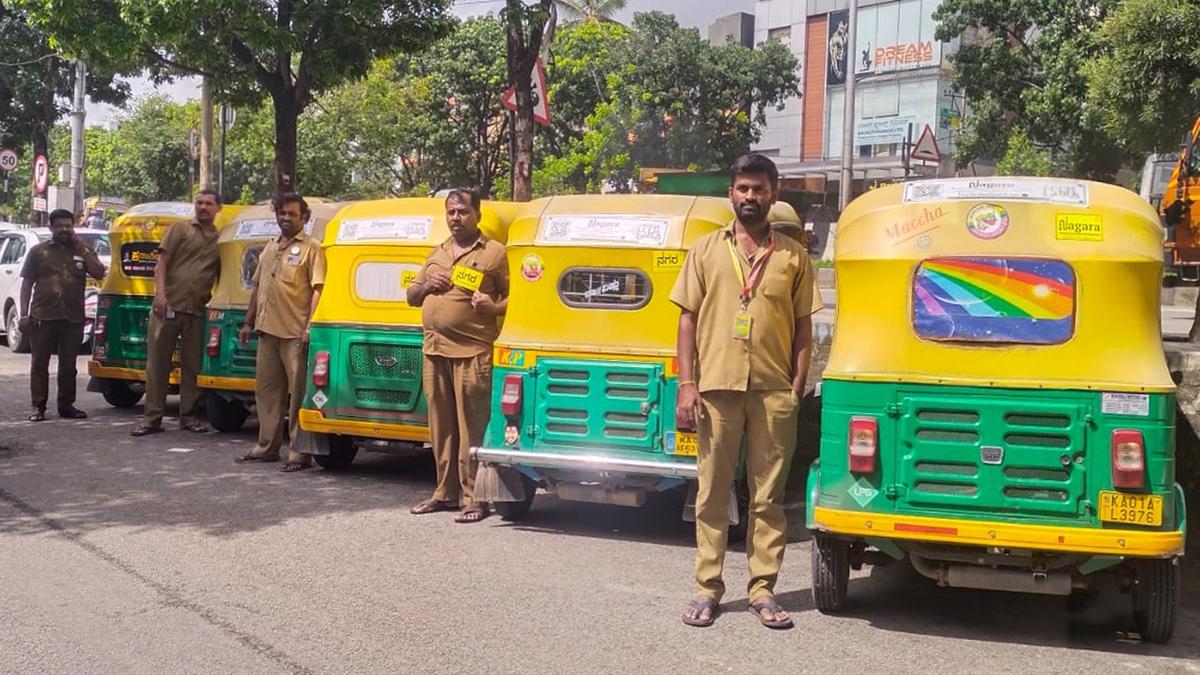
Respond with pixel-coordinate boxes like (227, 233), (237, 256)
(910, 125), (942, 163)
(220, 105), (236, 130)
(0, 148), (17, 173)
(502, 58), (552, 127)
(188, 128), (198, 160)
(33, 155), (49, 193)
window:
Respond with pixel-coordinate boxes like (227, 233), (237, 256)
(80, 233), (110, 257)
(1, 236), (26, 264)
(558, 268), (651, 309)
(354, 261), (422, 303)
(912, 258), (1075, 344)
(241, 245), (264, 290)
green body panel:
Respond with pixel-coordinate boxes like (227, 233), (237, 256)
(482, 357), (697, 473)
(813, 379), (1182, 532)
(93, 294), (153, 372)
(199, 308), (258, 387)
(300, 323), (428, 427)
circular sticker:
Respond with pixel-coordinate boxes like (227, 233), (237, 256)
(520, 253), (544, 282)
(290, 245), (301, 255)
(916, 234), (933, 250)
(966, 204), (1009, 240)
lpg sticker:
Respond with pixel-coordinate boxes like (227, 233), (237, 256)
(652, 250), (683, 270)
(1055, 213), (1103, 241)
(311, 390), (328, 410)
(848, 478), (879, 507)
(966, 203), (1009, 240)
(1102, 392), (1150, 417)
(520, 253), (544, 282)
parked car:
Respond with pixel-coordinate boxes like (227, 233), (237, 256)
(0, 228), (111, 353)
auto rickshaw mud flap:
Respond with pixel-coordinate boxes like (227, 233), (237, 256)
(474, 462), (530, 503)
(86, 376), (108, 394)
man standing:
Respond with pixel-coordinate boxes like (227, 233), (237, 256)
(407, 189), (507, 523)
(131, 189), (223, 436)
(236, 194), (325, 472)
(672, 154), (816, 629)
(20, 209), (106, 421)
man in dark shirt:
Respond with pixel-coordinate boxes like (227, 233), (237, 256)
(20, 209), (106, 421)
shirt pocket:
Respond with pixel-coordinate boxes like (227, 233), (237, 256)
(279, 262), (300, 284)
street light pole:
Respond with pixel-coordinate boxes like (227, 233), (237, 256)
(70, 60), (87, 218)
(838, 0), (859, 212)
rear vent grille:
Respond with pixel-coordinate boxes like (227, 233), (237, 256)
(1005, 413), (1070, 428)
(1005, 487), (1069, 502)
(547, 408), (587, 420)
(1005, 433), (1070, 448)
(917, 410), (980, 424)
(349, 344), (421, 378)
(1004, 466), (1070, 481)
(915, 462), (977, 477)
(546, 423), (588, 435)
(916, 429), (980, 443)
(916, 482), (979, 496)
(355, 388), (412, 405)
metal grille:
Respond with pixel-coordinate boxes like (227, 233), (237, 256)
(1005, 433), (1071, 448)
(1005, 487), (1069, 501)
(916, 428), (980, 443)
(917, 410), (980, 424)
(916, 482), (979, 496)
(355, 388), (413, 406)
(1005, 413), (1070, 428)
(558, 268), (651, 309)
(915, 461), (978, 477)
(349, 343), (421, 378)
(1004, 466), (1070, 481)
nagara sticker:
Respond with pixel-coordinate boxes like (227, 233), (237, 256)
(966, 203), (1009, 240)
(1055, 213), (1103, 241)
(520, 254), (544, 282)
(451, 264), (484, 292)
(652, 250), (684, 270)
(399, 269), (418, 289)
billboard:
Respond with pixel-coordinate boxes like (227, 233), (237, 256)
(854, 0), (943, 77)
(826, 10), (850, 86)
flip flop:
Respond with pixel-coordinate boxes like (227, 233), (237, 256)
(280, 462), (311, 473)
(130, 425), (164, 437)
(28, 410), (45, 422)
(181, 422), (210, 433)
(682, 597), (719, 627)
(235, 453), (280, 464)
(454, 506), (489, 523)
(410, 498), (458, 515)
(748, 597), (794, 630)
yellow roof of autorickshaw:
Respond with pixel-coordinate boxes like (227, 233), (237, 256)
(310, 197), (514, 327)
(825, 177), (1173, 393)
(208, 200), (345, 309)
(498, 194), (735, 355)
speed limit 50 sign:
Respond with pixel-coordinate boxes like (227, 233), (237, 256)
(0, 148), (18, 173)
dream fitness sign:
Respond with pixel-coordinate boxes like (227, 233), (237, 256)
(853, 0), (944, 77)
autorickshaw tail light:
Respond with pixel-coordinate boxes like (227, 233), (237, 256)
(501, 374), (523, 418)
(94, 316), (106, 342)
(313, 351), (330, 388)
(1111, 429), (1146, 489)
(206, 326), (221, 358)
(848, 417), (878, 474)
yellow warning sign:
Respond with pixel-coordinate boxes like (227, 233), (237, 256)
(1055, 214), (1103, 241)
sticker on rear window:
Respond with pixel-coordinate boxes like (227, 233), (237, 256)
(904, 179), (1089, 206)
(1101, 393), (1150, 417)
(538, 215), (670, 248)
(337, 217), (432, 243)
(127, 202), (195, 217)
(234, 219), (281, 240)
(120, 241), (159, 278)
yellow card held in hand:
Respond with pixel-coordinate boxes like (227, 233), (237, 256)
(451, 264), (484, 292)
(732, 310), (752, 341)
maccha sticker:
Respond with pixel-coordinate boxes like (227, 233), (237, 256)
(451, 264), (484, 292)
(1101, 392), (1150, 417)
(1055, 214), (1103, 241)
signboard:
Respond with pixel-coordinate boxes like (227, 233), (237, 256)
(31, 197), (47, 212)
(826, 10), (850, 86)
(120, 241), (160, 277)
(188, 128), (198, 161)
(0, 148), (18, 173)
(855, 116), (914, 145)
(501, 58), (552, 126)
(33, 154), (49, 193)
(336, 217), (433, 243)
(909, 124), (941, 162)
(903, 179), (1090, 206)
(853, 0), (943, 77)
(538, 215), (671, 248)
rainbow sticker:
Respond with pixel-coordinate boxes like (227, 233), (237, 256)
(913, 257), (1075, 343)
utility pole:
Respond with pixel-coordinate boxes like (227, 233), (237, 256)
(218, 105), (229, 199)
(838, 0), (859, 212)
(70, 60), (87, 217)
(199, 77), (214, 189)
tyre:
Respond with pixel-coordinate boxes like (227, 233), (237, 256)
(313, 434), (358, 470)
(205, 391), (248, 432)
(102, 379), (143, 408)
(5, 304), (30, 354)
(1133, 558), (1179, 643)
(494, 474), (538, 521)
(812, 534), (850, 613)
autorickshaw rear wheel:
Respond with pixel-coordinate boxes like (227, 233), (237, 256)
(102, 379), (143, 408)
(1132, 557), (1179, 643)
(205, 391), (248, 432)
(812, 534), (850, 613)
(313, 434), (358, 470)
(494, 475), (538, 521)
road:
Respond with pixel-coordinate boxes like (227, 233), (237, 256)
(0, 349), (1197, 674)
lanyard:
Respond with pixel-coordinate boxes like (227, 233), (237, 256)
(725, 234), (775, 305)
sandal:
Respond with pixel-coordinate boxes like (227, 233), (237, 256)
(130, 425), (164, 437)
(682, 596), (719, 627)
(235, 453), (280, 464)
(280, 462), (311, 473)
(28, 410), (45, 422)
(410, 498), (458, 515)
(454, 505), (489, 523)
(181, 422), (210, 433)
(748, 597), (793, 630)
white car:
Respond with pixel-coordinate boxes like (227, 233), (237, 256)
(0, 228), (111, 353)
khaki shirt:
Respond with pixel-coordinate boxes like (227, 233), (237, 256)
(252, 231), (326, 339)
(20, 240), (97, 323)
(159, 220), (221, 315)
(669, 224), (815, 392)
(416, 235), (508, 358)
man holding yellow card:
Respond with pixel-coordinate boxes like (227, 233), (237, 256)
(671, 154), (816, 630)
(407, 189), (508, 523)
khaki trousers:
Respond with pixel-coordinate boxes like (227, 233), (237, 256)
(29, 320), (83, 411)
(423, 352), (492, 506)
(248, 333), (307, 462)
(694, 389), (798, 603)
(143, 311), (204, 428)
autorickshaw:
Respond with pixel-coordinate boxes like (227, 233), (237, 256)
(197, 200), (343, 432)
(297, 198), (513, 469)
(88, 202), (242, 407)
(472, 195), (738, 521)
(807, 177), (1186, 643)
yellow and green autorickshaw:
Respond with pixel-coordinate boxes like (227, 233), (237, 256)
(197, 200), (343, 431)
(297, 198), (513, 469)
(807, 178), (1185, 642)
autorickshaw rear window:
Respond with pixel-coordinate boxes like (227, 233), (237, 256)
(354, 261), (421, 303)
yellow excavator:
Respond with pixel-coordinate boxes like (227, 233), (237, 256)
(1160, 115), (1200, 339)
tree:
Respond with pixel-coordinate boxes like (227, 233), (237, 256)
(1086, 0), (1200, 158)
(504, 0), (554, 201)
(13, 0), (454, 199)
(935, 0), (1120, 179)
(555, 0), (626, 23)
(995, 127), (1052, 176)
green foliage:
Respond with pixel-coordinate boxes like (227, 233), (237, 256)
(555, 0), (627, 23)
(995, 127), (1052, 176)
(1086, 0), (1200, 157)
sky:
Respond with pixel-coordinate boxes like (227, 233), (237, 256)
(85, 0), (756, 126)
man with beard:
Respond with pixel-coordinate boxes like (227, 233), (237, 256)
(236, 193), (326, 471)
(671, 154), (816, 630)
(19, 209), (106, 422)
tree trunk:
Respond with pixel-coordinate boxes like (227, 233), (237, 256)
(505, 0), (551, 203)
(512, 91), (534, 201)
(272, 90), (298, 200)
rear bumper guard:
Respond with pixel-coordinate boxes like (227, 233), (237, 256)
(471, 446), (698, 479)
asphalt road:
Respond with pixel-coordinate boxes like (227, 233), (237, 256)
(0, 350), (1197, 674)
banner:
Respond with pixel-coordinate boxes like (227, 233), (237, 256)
(826, 10), (850, 86)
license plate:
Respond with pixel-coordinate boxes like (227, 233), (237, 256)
(668, 432), (698, 456)
(1098, 491), (1163, 527)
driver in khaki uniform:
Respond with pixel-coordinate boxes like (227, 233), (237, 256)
(236, 193), (326, 472)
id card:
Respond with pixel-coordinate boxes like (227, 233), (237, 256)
(451, 264), (484, 292)
(732, 311), (752, 340)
